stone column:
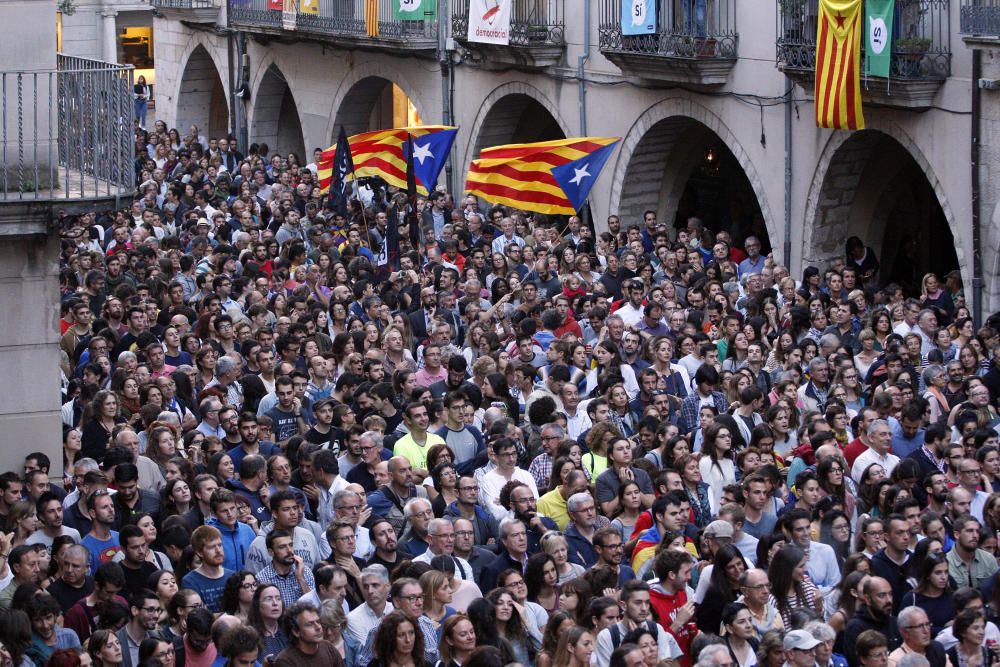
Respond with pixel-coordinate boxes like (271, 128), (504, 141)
(102, 8), (118, 64)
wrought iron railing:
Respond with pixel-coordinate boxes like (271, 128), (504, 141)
(452, 0), (565, 47)
(776, 0), (950, 79)
(960, 0), (1000, 34)
(230, 0), (437, 43)
(0, 55), (133, 201)
(151, 0), (217, 8)
(598, 0), (738, 59)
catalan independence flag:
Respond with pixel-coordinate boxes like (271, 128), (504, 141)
(317, 126), (456, 196)
(465, 137), (620, 216)
(815, 0), (865, 130)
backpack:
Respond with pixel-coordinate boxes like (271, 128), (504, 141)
(608, 620), (659, 650)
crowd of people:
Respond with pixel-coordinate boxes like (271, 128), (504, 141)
(27, 117), (1000, 667)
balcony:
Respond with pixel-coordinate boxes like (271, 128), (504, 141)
(451, 0), (565, 69)
(598, 0), (738, 85)
(960, 0), (1000, 41)
(151, 0), (221, 23)
(0, 55), (134, 234)
(229, 0), (437, 54)
(776, 0), (951, 109)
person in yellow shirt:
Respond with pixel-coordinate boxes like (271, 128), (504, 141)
(392, 402), (445, 483)
(537, 469), (590, 531)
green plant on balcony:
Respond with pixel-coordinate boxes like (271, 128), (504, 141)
(894, 36), (931, 53)
(526, 24), (549, 43)
(57, 0), (76, 15)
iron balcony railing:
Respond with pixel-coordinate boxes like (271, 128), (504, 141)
(598, 0), (738, 59)
(229, 0), (437, 44)
(0, 55), (133, 202)
(776, 0), (951, 79)
(151, 0), (217, 8)
(451, 0), (565, 47)
(960, 0), (1000, 34)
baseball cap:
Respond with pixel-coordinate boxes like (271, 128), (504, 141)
(704, 520), (735, 540)
(783, 630), (821, 652)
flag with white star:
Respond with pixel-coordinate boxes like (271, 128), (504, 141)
(401, 127), (457, 193)
(550, 140), (619, 212)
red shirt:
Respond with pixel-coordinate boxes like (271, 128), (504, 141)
(844, 436), (869, 467)
(650, 585), (696, 667)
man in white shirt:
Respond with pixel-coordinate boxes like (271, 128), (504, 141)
(480, 439), (539, 521)
(594, 580), (682, 667)
(347, 564), (394, 644)
(851, 419), (901, 481)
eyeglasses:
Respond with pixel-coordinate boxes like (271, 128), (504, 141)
(902, 622), (931, 631)
(241, 582), (258, 590)
(395, 594), (422, 603)
(598, 542), (624, 550)
(154, 648), (176, 658)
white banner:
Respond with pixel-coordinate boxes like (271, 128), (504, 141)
(468, 0), (512, 45)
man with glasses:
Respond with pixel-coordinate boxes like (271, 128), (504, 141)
(413, 518), (474, 579)
(594, 526), (637, 587)
(565, 492), (602, 568)
(735, 568), (781, 637)
(197, 397), (226, 439)
(345, 431), (392, 493)
(444, 476), (498, 546)
(480, 438), (539, 522)
(782, 630), (823, 667)
(955, 457), (991, 523)
(324, 521), (365, 608)
(331, 488), (372, 560)
(451, 517), (495, 581)
(435, 392), (485, 471)
(116, 590), (162, 667)
(889, 607), (948, 667)
(355, 578), (439, 666)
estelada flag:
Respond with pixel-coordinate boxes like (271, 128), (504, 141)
(815, 0), (865, 130)
(316, 126), (456, 196)
(465, 137), (620, 216)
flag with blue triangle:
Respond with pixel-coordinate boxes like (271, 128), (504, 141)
(549, 140), (619, 212)
(401, 127), (457, 192)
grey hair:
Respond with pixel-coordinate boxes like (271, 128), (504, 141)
(922, 364), (945, 386)
(74, 458), (100, 472)
(567, 492), (593, 513)
(360, 564), (389, 583)
(808, 356), (830, 372)
(360, 431), (383, 447)
(897, 606), (927, 630)
(819, 333), (841, 350)
(403, 497), (431, 518)
(541, 423), (565, 438)
(498, 517), (525, 541)
(427, 518), (452, 536)
(117, 351), (137, 364)
(805, 620), (836, 643)
(216, 356), (238, 378)
(695, 644), (731, 667)
(332, 489), (359, 509)
(867, 419), (890, 438)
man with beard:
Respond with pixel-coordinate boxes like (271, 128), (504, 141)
(592, 526), (638, 587)
(906, 425), (949, 502)
(247, 490), (321, 574)
(506, 481), (557, 553)
(115, 589), (162, 667)
(843, 577), (902, 667)
(110, 464), (160, 530)
(922, 471), (950, 516)
(365, 517), (401, 572)
(25, 593), (80, 664)
(181, 525), (234, 613)
(27, 492), (81, 549)
(229, 411), (279, 469)
(257, 530), (315, 607)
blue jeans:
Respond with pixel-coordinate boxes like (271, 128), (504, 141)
(134, 99), (147, 128)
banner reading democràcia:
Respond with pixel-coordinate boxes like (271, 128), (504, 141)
(393, 0), (437, 20)
(622, 0), (656, 35)
(468, 0), (512, 45)
(864, 0), (894, 78)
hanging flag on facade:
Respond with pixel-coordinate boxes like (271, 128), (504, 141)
(299, 0), (318, 16)
(268, 0), (281, 10)
(864, 0), (894, 78)
(365, 0), (379, 36)
(815, 0), (865, 130)
(393, 0), (436, 21)
(622, 0), (656, 35)
(467, 0), (511, 45)
(465, 137), (621, 216)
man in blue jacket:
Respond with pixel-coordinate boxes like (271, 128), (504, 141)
(206, 488), (257, 572)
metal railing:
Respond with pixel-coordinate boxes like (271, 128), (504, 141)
(960, 0), (1000, 34)
(151, 0), (217, 8)
(230, 0), (437, 43)
(452, 0), (566, 47)
(0, 55), (134, 201)
(598, 0), (738, 59)
(777, 0), (951, 79)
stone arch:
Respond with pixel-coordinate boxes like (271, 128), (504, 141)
(326, 63), (428, 140)
(608, 98), (777, 254)
(175, 44), (229, 139)
(462, 82), (572, 176)
(249, 64), (306, 160)
(802, 123), (963, 296)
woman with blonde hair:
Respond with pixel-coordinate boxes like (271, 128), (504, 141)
(540, 532), (586, 583)
(420, 569), (456, 629)
(551, 625), (595, 667)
